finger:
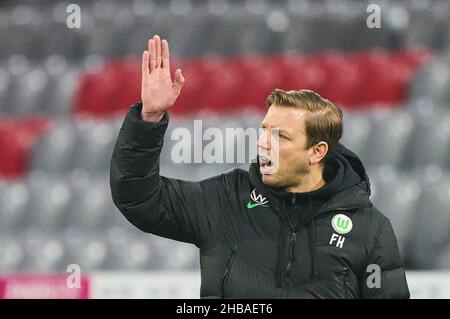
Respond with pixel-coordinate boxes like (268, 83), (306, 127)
(154, 35), (162, 68)
(141, 50), (150, 83)
(149, 39), (156, 71)
(173, 68), (185, 92)
(161, 39), (170, 72)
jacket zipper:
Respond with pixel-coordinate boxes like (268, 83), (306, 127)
(285, 231), (297, 280)
(220, 252), (236, 298)
(340, 267), (350, 299)
(282, 195), (298, 285)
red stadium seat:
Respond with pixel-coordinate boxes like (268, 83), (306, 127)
(311, 52), (359, 106)
(230, 55), (290, 111)
(74, 59), (140, 119)
(171, 57), (206, 116)
(0, 118), (52, 180)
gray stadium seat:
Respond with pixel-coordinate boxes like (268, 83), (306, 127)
(21, 228), (66, 272)
(3, 55), (30, 115)
(340, 112), (372, 165)
(31, 121), (77, 173)
(72, 120), (117, 173)
(40, 56), (78, 116)
(406, 109), (450, 168)
(62, 227), (108, 272)
(0, 67), (10, 114)
(370, 166), (422, 254)
(0, 234), (25, 273)
(404, 4), (450, 50)
(64, 172), (111, 229)
(408, 167), (450, 268)
(366, 110), (414, 167)
(151, 235), (199, 270)
(98, 226), (146, 270)
(25, 172), (71, 230)
(0, 181), (30, 232)
(409, 57), (450, 108)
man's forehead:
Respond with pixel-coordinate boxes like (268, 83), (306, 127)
(262, 105), (308, 133)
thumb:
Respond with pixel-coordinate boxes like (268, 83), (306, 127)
(173, 68), (185, 91)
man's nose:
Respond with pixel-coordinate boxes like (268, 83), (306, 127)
(257, 130), (271, 150)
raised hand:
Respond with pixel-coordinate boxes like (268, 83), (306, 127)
(141, 35), (185, 122)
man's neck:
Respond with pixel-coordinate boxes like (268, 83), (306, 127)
(286, 167), (326, 193)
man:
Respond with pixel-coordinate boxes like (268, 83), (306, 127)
(110, 35), (410, 298)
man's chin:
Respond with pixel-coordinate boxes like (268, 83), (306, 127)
(261, 174), (278, 187)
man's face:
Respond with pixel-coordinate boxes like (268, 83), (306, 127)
(257, 104), (313, 189)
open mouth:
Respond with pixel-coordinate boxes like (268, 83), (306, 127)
(259, 155), (272, 165)
(259, 154), (273, 169)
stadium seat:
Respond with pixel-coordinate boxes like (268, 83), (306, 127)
(20, 228), (66, 272)
(0, 117), (52, 179)
(24, 172), (71, 231)
(409, 55), (450, 108)
(0, 234), (25, 273)
(340, 112), (372, 165)
(31, 120), (77, 173)
(406, 109), (450, 168)
(71, 120), (117, 172)
(370, 166), (422, 255)
(0, 181), (29, 232)
(408, 167), (450, 268)
(365, 110), (414, 167)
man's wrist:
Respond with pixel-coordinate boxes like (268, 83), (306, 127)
(141, 109), (165, 122)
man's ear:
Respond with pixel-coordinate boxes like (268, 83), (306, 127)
(309, 141), (328, 165)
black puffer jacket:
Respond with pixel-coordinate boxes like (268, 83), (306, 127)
(110, 103), (410, 299)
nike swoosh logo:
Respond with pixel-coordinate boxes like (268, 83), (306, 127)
(247, 201), (264, 209)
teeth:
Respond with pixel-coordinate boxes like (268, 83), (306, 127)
(259, 158), (272, 167)
(259, 155), (270, 164)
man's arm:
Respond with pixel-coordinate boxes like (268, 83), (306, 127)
(110, 35), (225, 245)
(360, 216), (410, 299)
(110, 102), (227, 245)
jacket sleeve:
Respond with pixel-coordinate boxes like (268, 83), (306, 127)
(360, 216), (410, 299)
(110, 102), (227, 246)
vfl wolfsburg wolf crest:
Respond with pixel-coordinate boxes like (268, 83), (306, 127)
(247, 189), (269, 209)
(332, 214), (353, 234)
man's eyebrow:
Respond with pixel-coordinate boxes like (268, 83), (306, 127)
(260, 124), (290, 136)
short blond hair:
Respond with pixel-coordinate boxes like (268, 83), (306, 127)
(266, 89), (343, 151)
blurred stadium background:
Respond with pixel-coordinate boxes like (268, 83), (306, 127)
(0, 0), (449, 298)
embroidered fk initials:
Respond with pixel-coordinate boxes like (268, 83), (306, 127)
(329, 233), (345, 248)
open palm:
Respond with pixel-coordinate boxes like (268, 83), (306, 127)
(141, 35), (185, 122)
